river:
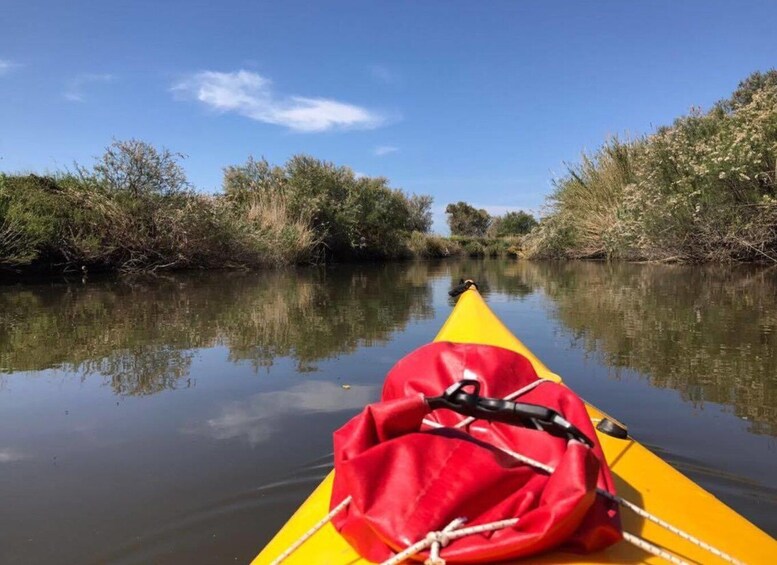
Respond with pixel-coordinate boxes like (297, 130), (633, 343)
(1, 259), (775, 564)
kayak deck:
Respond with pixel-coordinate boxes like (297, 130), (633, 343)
(254, 289), (776, 564)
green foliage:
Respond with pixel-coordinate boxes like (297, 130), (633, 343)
(719, 69), (777, 111)
(406, 231), (463, 258)
(527, 69), (777, 262)
(222, 156), (287, 206)
(0, 174), (67, 266)
(489, 210), (538, 237)
(462, 240), (485, 257)
(447, 236), (522, 258)
(407, 194), (434, 233)
(0, 141), (436, 273)
(224, 154), (433, 259)
(86, 139), (189, 198)
(445, 201), (492, 237)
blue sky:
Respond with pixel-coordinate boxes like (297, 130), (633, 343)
(2, 0), (777, 231)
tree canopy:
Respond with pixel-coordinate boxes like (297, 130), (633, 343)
(490, 210), (538, 236)
(445, 201), (491, 237)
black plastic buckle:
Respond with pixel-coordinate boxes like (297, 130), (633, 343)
(426, 379), (593, 447)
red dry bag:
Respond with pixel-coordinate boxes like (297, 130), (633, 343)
(331, 342), (621, 563)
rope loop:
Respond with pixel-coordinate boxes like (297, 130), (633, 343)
(425, 531), (450, 547)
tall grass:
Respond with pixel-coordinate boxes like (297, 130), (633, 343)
(0, 141), (440, 274)
(242, 191), (320, 265)
(526, 70), (777, 262)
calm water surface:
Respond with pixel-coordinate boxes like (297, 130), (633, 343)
(1, 260), (776, 564)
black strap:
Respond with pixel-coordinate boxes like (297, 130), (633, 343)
(449, 279), (478, 297)
(426, 379), (593, 447)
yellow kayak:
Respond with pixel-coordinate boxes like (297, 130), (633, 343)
(254, 286), (776, 564)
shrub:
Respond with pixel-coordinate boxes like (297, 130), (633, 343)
(406, 231), (463, 258)
(463, 240), (486, 257)
(445, 202), (492, 237)
(489, 211), (538, 237)
(0, 142), (437, 274)
(526, 69), (777, 263)
(0, 174), (65, 267)
(224, 154), (434, 260)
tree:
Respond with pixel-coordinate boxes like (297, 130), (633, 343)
(407, 194), (433, 233)
(445, 201), (491, 237)
(89, 139), (189, 198)
(222, 156), (286, 206)
(491, 210), (538, 237)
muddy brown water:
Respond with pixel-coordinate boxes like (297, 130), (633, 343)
(1, 259), (775, 564)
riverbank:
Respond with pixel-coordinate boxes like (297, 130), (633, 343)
(524, 70), (777, 263)
(0, 143), (445, 275)
(0, 147), (524, 277)
(7, 73), (774, 275)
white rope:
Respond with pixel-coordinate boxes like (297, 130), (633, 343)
(492, 444), (555, 474)
(268, 495), (351, 565)
(379, 517), (520, 565)
(434, 427), (742, 564)
(422, 418), (444, 428)
(622, 531), (690, 565)
(488, 443), (742, 565)
(381, 518), (697, 565)
(271, 377), (744, 565)
(597, 489), (744, 565)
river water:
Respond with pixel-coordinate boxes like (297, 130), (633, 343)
(1, 259), (775, 564)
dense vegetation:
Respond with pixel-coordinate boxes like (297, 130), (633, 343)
(8, 71), (771, 273)
(445, 201), (537, 239)
(445, 202), (492, 237)
(0, 140), (442, 273)
(526, 70), (777, 262)
(441, 201), (536, 258)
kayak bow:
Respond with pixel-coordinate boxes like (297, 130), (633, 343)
(254, 286), (776, 564)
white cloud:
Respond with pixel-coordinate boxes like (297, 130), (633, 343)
(0, 59), (19, 76)
(374, 145), (398, 156)
(173, 70), (387, 133)
(64, 73), (116, 102)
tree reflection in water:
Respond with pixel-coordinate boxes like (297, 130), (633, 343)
(1, 259), (774, 435)
(0, 262), (443, 395)
(482, 261), (777, 436)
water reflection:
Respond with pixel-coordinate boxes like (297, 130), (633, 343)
(0, 262), (443, 395)
(198, 381), (379, 446)
(445, 259), (537, 300)
(479, 261), (777, 436)
(1, 259), (776, 564)
(2, 260), (775, 434)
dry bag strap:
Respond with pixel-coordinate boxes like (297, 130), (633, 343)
(426, 379), (594, 447)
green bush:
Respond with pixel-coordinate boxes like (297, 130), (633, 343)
(463, 240), (486, 257)
(406, 231), (463, 258)
(224, 155), (434, 260)
(445, 202), (491, 237)
(527, 70), (777, 262)
(489, 210), (538, 237)
(1, 141), (437, 274)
